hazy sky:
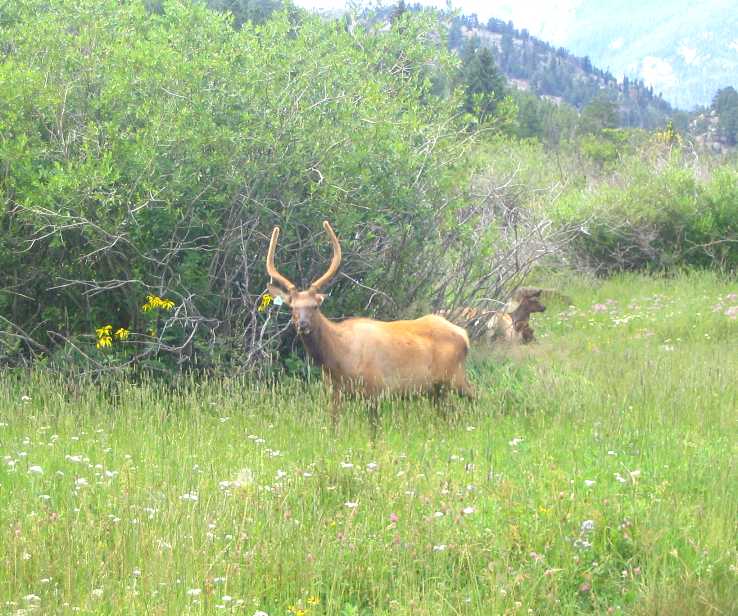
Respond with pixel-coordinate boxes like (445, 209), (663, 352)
(293, 0), (579, 45)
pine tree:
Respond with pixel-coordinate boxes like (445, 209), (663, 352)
(461, 44), (506, 122)
(712, 87), (738, 145)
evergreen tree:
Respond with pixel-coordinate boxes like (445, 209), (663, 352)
(390, 0), (406, 25)
(461, 43), (506, 122)
(578, 95), (618, 134)
(447, 20), (463, 50)
(206, 0), (285, 28)
(712, 87), (738, 145)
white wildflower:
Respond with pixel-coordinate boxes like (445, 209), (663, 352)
(344, 501), (358, 509)
(573, 538), (592, 550)
(233, 468), (255, 489)
(28, 465), (43, 475)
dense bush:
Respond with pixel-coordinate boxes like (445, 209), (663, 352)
(2, 0), (543, 373)
(551, 152), (738, 273)
(473, 135), (738, 275)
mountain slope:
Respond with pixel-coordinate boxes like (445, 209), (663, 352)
(449, 14), (673, 129)
(559, 0), (738, 109)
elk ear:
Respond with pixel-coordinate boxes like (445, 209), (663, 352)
(314, 293), (326, 306)
(267, 283), (292, 306)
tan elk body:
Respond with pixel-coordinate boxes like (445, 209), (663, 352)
(266, 221), (473, 422)
(439, 288), (546, 344)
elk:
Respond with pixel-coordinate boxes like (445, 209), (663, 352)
(266, 221), (474, 424)
(439, 288), (546, 345)
(486, 288), (546, 343)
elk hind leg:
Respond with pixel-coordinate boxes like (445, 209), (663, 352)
(451, 368), (476, 400)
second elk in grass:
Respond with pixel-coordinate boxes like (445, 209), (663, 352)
(440, 288), (547, 345)
(266, 221), (474, 426)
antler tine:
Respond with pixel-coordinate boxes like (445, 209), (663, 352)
(309, 220), (342, 291)
(266, 226), (296, 292)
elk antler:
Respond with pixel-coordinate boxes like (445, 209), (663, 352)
(309, 221), (342, 291)
(266, 226), (296, 292)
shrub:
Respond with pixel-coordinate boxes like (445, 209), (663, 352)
(0, 0), (529, 373)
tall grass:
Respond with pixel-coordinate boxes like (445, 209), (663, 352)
(1, 272), (736, 615)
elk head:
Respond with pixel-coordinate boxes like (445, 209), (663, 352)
(266, 221), (342, 336)
(512, 288), (546, 322)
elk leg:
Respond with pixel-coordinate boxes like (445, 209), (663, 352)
(430, 383), (450, 418)
(330, 385), (343, 427)
(367, 397), (380, 441)
(452, 369), (476, 400)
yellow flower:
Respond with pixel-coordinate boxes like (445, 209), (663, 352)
(258, 293), (273, 313)
(114, 327), (129, 341)
(142, 294), (176, 312)
(95, 324), (113, 338)
(96, 336), (112, 349)
(307, 596), (320, 606)
(287, 606), (307, 616)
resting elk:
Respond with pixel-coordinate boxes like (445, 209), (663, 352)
(266, 221), (474, 425)
(486, 288), (546, 343)
(439, 288), (546, 344)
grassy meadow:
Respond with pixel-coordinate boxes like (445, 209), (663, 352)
(1, 272), (737, 615)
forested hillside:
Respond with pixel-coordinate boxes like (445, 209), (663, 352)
(448, 14), (674, 130)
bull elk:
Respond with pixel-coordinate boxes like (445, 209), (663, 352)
(266, 221), (474, 425)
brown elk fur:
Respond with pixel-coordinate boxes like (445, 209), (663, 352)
(266, 221), (474, 424)
(439, 288), (546, 345)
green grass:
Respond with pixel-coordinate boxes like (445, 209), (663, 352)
(1, 271), (737, 615)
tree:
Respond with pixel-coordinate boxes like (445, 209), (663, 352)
(514, 93), (543, 139)
(461, 42), (506, 123)
(206, 0), (286, 27)
(578, 95), (619, 135)
(391, 0), (407, 24)
(447, 19), (463, 49)
(712, 87), (738, 145)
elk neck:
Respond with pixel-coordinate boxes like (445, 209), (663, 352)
(299, 309), (343, 370)
(509, 302), (530, 324)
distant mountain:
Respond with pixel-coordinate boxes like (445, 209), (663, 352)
(449, 14), (673, 129)
(556, 0), (738, 110)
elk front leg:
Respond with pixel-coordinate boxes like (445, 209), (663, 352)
(330, 385), (343, 427)
(367, 396), (380, 442)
